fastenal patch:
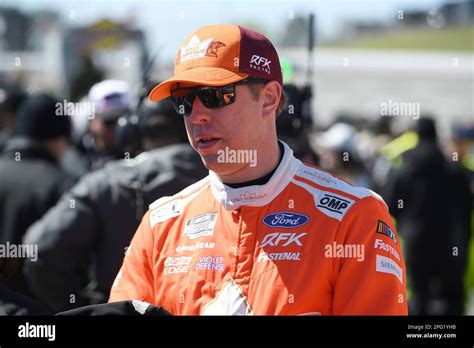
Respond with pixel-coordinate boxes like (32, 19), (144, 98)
(183, 213), (217, 240)
(376, 220), (397, 244)
(374, 239), (400, 261)
(257, 251), (302, 262)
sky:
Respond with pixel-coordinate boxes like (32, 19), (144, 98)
(2, 0), (448, 59)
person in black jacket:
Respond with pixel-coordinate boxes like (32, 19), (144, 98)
(0, 257), (51, 315)
(23, 97), (207, 313)
(0, 93), (73, 299)
(384, 117), (472, 315)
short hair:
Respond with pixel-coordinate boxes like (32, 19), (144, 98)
(248, 83), (288, 117)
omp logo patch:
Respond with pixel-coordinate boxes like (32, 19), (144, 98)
(316, 192), (354, 221)
(183, 213), (217, 240)
(317, 193), (351, 213)
(376, 220), (397, 244)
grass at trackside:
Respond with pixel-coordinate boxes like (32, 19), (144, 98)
(321, 26), (474, 52)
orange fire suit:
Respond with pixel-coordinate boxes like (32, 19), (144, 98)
(109, 142), (407, 315)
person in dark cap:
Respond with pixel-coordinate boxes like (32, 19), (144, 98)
(415, 117), (437, 140)
(384, 116), (472, 314)
(0, 93), (74, 300)
(23, 91), (207, 313)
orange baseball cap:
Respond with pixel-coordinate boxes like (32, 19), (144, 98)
(149, 24), (282, 102)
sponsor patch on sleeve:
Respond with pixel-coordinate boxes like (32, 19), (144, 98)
(316, 192), (355, 221)
(150, 200), (183, 228)
(376, 254), (403, 284)
(376, 220), (397, 244)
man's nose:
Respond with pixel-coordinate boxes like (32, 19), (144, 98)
(188, 97), (212, 124)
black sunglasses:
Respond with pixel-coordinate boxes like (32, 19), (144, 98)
(170, 77), (269, 116)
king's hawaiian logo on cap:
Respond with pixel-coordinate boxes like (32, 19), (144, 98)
(263, 212), (309, 228)
(179, 35), (226, 63)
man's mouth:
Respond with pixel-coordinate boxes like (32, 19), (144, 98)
(196, 137), (221, 150)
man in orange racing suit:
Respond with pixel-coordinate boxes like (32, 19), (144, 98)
(109, 24), (407, 315)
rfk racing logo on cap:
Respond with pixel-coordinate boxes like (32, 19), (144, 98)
(179, 35), (225, 63)
(183, 213), (217, 240)
(250, 55), (271, 74)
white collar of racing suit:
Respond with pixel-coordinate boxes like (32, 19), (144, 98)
(209, 141), (302, 211)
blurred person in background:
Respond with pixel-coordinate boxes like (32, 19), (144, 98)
(368, 116), (399, 193)
(0, 257), (51, 315)
(85, 79), (132, 171)
(384, 117), (472, 315)
(450, 123), (474, 313)
(451, 123), (474, 185)
(60, 95), (95, 180)
(0, 83), (27, 153)
(309, 122), (372, 188)
(275, 84), (315, 164)
(0, 93), (74, 298)
(23, 88), (207, 313)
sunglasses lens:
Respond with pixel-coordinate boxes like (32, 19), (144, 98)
(171, 89), (194, 115)
(220, 85), (236, 105)
(197, 85), (235, 108)
(170, 84), (237, 115)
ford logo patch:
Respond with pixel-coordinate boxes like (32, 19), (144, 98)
(263, 212), (309, 228)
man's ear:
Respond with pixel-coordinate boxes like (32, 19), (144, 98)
(261, 81), (282, 119)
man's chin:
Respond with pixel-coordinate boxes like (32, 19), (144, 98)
(200, 155), (222, 172)
(200, 157), (250, 180)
